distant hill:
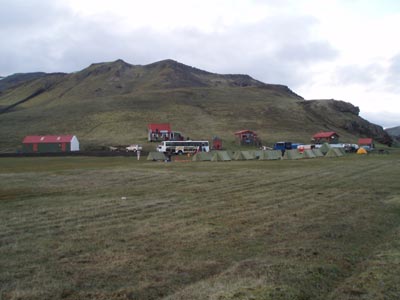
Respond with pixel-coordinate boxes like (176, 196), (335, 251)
(0, 59), (392, 151)
(386, 126), (400, 136)
(386, 126), (400, 145)
(0, 72), (65, 92)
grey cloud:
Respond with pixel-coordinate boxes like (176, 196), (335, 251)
(169, 16), (338, 88)
(385, 53), (400, 92)
(276, 41), (338, 64)
(335, 64), (383, 85)
(361, 111), (400, 129)
(0, 7), (338, 90)
(0, 0), (68, 29)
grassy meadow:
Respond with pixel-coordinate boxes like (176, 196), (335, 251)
(1, 153), (400, 299)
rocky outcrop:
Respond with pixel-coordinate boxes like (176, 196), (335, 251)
(301, 99), (392, 145)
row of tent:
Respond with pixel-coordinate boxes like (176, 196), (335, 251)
(147, 145), (347, 162)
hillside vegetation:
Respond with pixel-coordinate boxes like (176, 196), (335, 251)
(0, 59), (392, 151)
(1, 154), (400, 299)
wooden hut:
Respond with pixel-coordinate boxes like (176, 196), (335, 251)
(234, 130), (261, 146)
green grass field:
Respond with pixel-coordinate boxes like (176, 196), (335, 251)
(1, 153), (400, 300)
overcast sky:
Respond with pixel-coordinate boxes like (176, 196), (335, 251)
(1, 0), (399, 128)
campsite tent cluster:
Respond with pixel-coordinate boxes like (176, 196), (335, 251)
(147, 143), (355, 162)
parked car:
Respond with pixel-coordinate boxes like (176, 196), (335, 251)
(126, 144), (142, 152)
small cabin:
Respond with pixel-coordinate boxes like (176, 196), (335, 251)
(312, 131), (339, 144)
(148, 123), (171, 142)
(212, 136), (222, 150)
(147, 123), (184, 142)
(358, 138), (374, 150)
(22, 135), (79, 153)
(234, 130), (261, 146)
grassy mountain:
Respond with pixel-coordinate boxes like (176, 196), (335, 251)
(0, 59), (392, 151)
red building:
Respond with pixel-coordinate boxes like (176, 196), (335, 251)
(147, 123), (171, 142)
(234, 130), (261, 146)
(212, 136), (222, 150)
(147, 123), (183, 142)
(312, 131), (339, 144)
(358, 138), (374, 149)
(22, 135), (80, 153)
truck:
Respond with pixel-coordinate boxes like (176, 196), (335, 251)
(273, 142), (293, 151)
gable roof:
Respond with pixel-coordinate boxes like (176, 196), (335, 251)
(235, 130), (257, 135)
(23, 135), (75, 144)
(147, 123), (171, 131)
(313, 131), (338, 138)
(358, 138), (373, 145)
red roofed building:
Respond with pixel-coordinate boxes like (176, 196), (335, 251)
(148, 123), (171, 142)
(234, 130), (261, 146)
(312, 131), (339, 144)
(22, 135), (79, 153)
(358, 138), (374, 149)
(147, 123), (184, 142)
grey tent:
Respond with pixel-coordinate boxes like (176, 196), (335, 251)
(336, 147), (346, 155)
(312, 148), (324, 157)
(333, 148), (344, 156)
(325, 148), (344, 158)
(302, 149), (317, 158)
(258, 150), (282, 160)
(319, 143), (331, 155)
(283, 149), (303, 160)
(211, 151), (232, 161)
(192, 152), (213, 161)
(225, 150), (235, 158)
(233, 151), (255, 160)
(147, 151), (167, 161)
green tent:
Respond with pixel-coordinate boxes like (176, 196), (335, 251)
(333, 148), (344, 156)
(336, 147), (346, 155)
(233, 151), (255, 160)
(283, 149), (303, 160)
(147, 151), (167, 161)
(312, 149), (324, 157)
(303, 149), (316, 158)
(254, 150), (262, 159)
(319, 143), (331, 155)
(325, 148), (344, 158)
(225, 150), (235, 158)
(211, 151), (232, 161)
(192, 152), (213, 161)
(258, 150), (282, 160)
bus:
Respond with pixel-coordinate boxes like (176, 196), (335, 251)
(157, 140), (210, 154)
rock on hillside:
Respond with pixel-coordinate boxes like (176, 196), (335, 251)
(301, 99), (392, 145)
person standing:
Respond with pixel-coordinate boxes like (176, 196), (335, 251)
(137, 150), (141, 161)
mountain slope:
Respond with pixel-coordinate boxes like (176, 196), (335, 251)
(0, 59), (392, 151)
